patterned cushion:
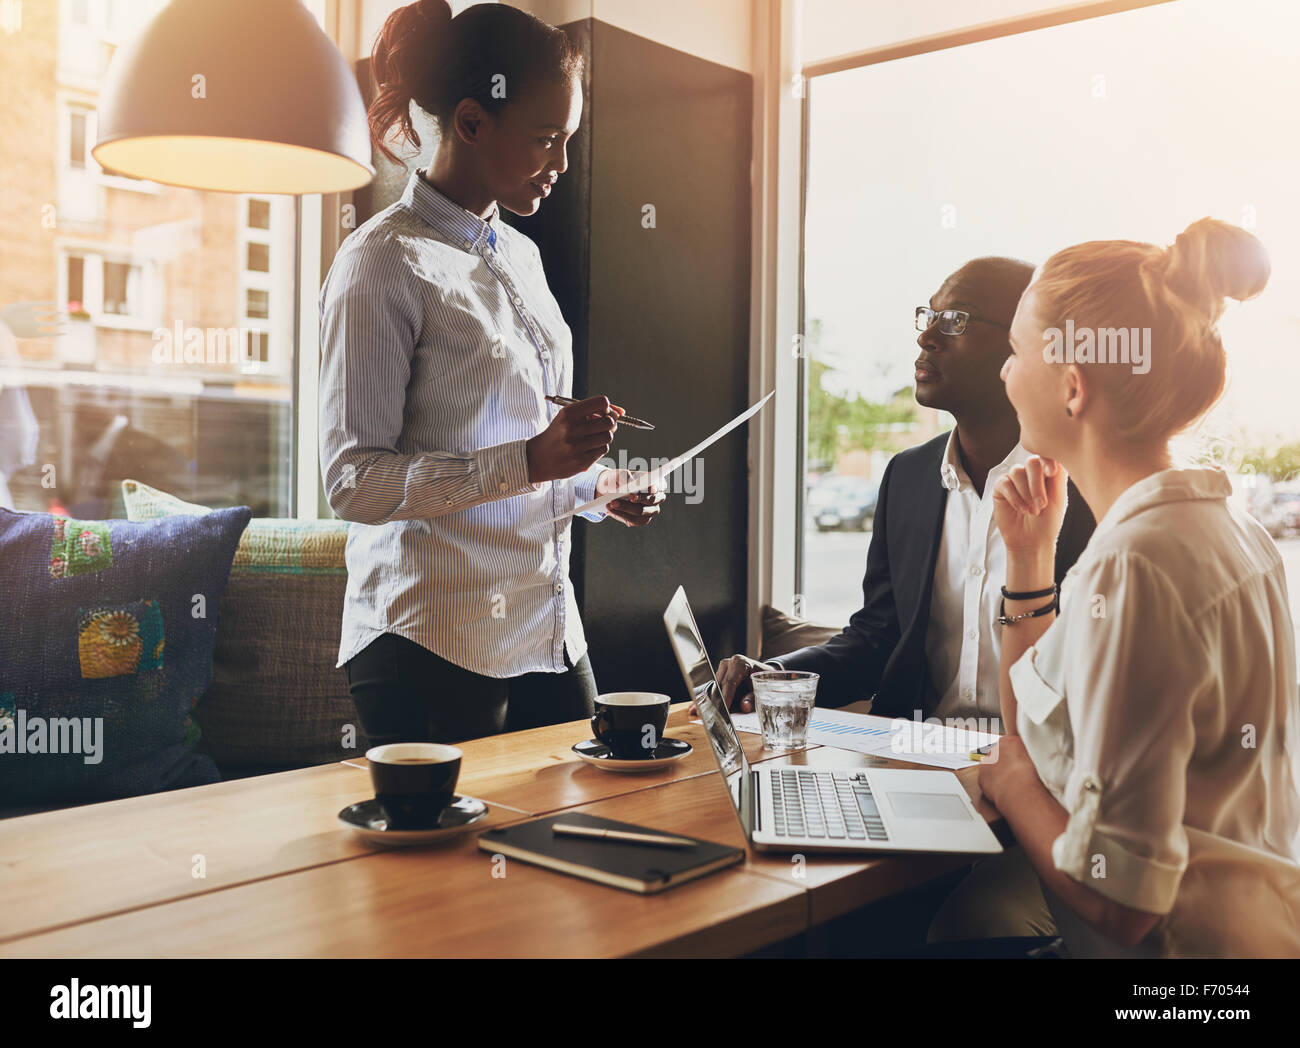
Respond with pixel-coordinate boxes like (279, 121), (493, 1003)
(121, 480), (361, 769)
(0, 504), (251, 804)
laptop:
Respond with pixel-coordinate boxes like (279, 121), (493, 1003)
(663, 586), (1002, 855)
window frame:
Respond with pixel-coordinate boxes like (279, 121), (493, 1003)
(55, 242), (161, 332)
(296, 0), (358, 520)
(57, 97), (162, 195)
(751, 0), (1178, 650)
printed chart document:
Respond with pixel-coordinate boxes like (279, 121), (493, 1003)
(730, 707), (1000, 770)
(554, 391), (775, 522)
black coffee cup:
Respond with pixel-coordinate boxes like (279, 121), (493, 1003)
(366, 743), (462, 829)
(590, 693), (671, 759)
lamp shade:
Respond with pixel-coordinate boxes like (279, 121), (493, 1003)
(92, 0), (374, 194)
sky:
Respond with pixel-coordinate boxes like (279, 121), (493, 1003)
(803, 0), (1300, 447)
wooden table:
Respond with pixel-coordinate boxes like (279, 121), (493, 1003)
(0, 705), (1002, 957)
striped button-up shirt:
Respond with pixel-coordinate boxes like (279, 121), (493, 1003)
(319, 171), (606, 677)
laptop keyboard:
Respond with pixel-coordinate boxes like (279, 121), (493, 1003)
(769, 769), (889, 841)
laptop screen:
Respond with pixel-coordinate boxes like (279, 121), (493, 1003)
(662, 586), (751, 828)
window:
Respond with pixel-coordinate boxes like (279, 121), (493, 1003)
(58, 250), (155, 327)
(248, 199), (271, 230)
(798, 0), (1300, 647)
(246, 330), (270, 366)
(234, 194), (287, 381)
(246, 242), (270, 273)
(1, 0), (298, 518)
(101, 260), (137, 316)
(66, 256), (86, 316)
(68, 108), (88, 168)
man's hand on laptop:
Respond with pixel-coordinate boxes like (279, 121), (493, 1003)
(692, 655), (779, 714)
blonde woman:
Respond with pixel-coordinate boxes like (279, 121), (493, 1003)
(980, 218), (1300, 957)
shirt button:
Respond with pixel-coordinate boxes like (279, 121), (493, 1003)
(555, 583), (563, 594)
(498, 481), (508, 492)
(464, 240), (473, 249)
(445, 498), (453, 505)
(966, 628), (977, 641)
(513, 296), (522, 305)
(540, 351), (550, 361)
(962, 687), (974, 701)
(969, 564), (983, 577)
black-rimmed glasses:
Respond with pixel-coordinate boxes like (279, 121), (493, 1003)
(915, 306), (1010, 336)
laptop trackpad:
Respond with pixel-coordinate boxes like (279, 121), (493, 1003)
(886, 791), (973, 820)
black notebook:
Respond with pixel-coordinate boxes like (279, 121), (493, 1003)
(476, 812), (744, 894)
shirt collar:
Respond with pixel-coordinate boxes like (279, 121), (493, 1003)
(402, 171), (499, 252)
(938, 428), (1028, 492)
(1091, 467), (1234, 540)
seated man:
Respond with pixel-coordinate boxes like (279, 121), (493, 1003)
(715, 257), (1097, 944)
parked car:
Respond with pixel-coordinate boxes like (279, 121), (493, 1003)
(1272, 490), (1300, 536)
(809, 475), (877, 531)
(1232, 472), (1283, 537)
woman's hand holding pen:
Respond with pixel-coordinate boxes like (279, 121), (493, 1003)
(597, 468), (665, 527)
(526, 395), (623, 483)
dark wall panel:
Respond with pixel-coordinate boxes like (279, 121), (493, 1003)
(502, 19), (595, 610)
(520, 21), (753, 700)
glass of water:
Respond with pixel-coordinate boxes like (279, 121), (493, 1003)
(750, 671), (819, 749)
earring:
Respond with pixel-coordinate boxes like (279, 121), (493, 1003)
(1066, 407), (1073, 418)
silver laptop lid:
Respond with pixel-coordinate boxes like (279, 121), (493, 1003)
(662, 586), (753, 835)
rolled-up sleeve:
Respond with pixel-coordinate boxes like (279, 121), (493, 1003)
(318, 237), (541, 525)
(1012, 551), (1210, 914)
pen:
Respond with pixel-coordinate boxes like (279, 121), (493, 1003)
(544, 394), (655, 430)
(969, 743), (995, 761)
(551, 823), (695, 848)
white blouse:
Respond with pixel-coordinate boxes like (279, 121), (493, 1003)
(1009, 467), (1300, 958)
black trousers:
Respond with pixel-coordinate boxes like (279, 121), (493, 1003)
(344, 632), (598, 747)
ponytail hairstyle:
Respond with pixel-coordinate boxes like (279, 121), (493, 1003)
(368, 0), (584, 164)
(1032, 218), (1271, 443)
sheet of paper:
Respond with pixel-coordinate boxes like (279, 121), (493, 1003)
(555, 391), (775, 522)
(730, 707), (1000, 770)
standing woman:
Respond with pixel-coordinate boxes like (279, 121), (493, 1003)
(982, 218), (1300, 957)
(319, 0), (663, 746)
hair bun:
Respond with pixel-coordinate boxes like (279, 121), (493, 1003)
(1164, 217), (1270, 321)
(416, 0), (452, 30)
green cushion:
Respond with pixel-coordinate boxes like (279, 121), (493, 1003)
(121, 480), (364, 769)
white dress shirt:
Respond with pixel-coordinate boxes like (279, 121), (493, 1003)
(1010, 467), (1300, 957)
(924, 430), (1028, 727)
(318, 171), (607, 678)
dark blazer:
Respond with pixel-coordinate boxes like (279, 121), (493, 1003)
(772, 431), (1096, 718)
